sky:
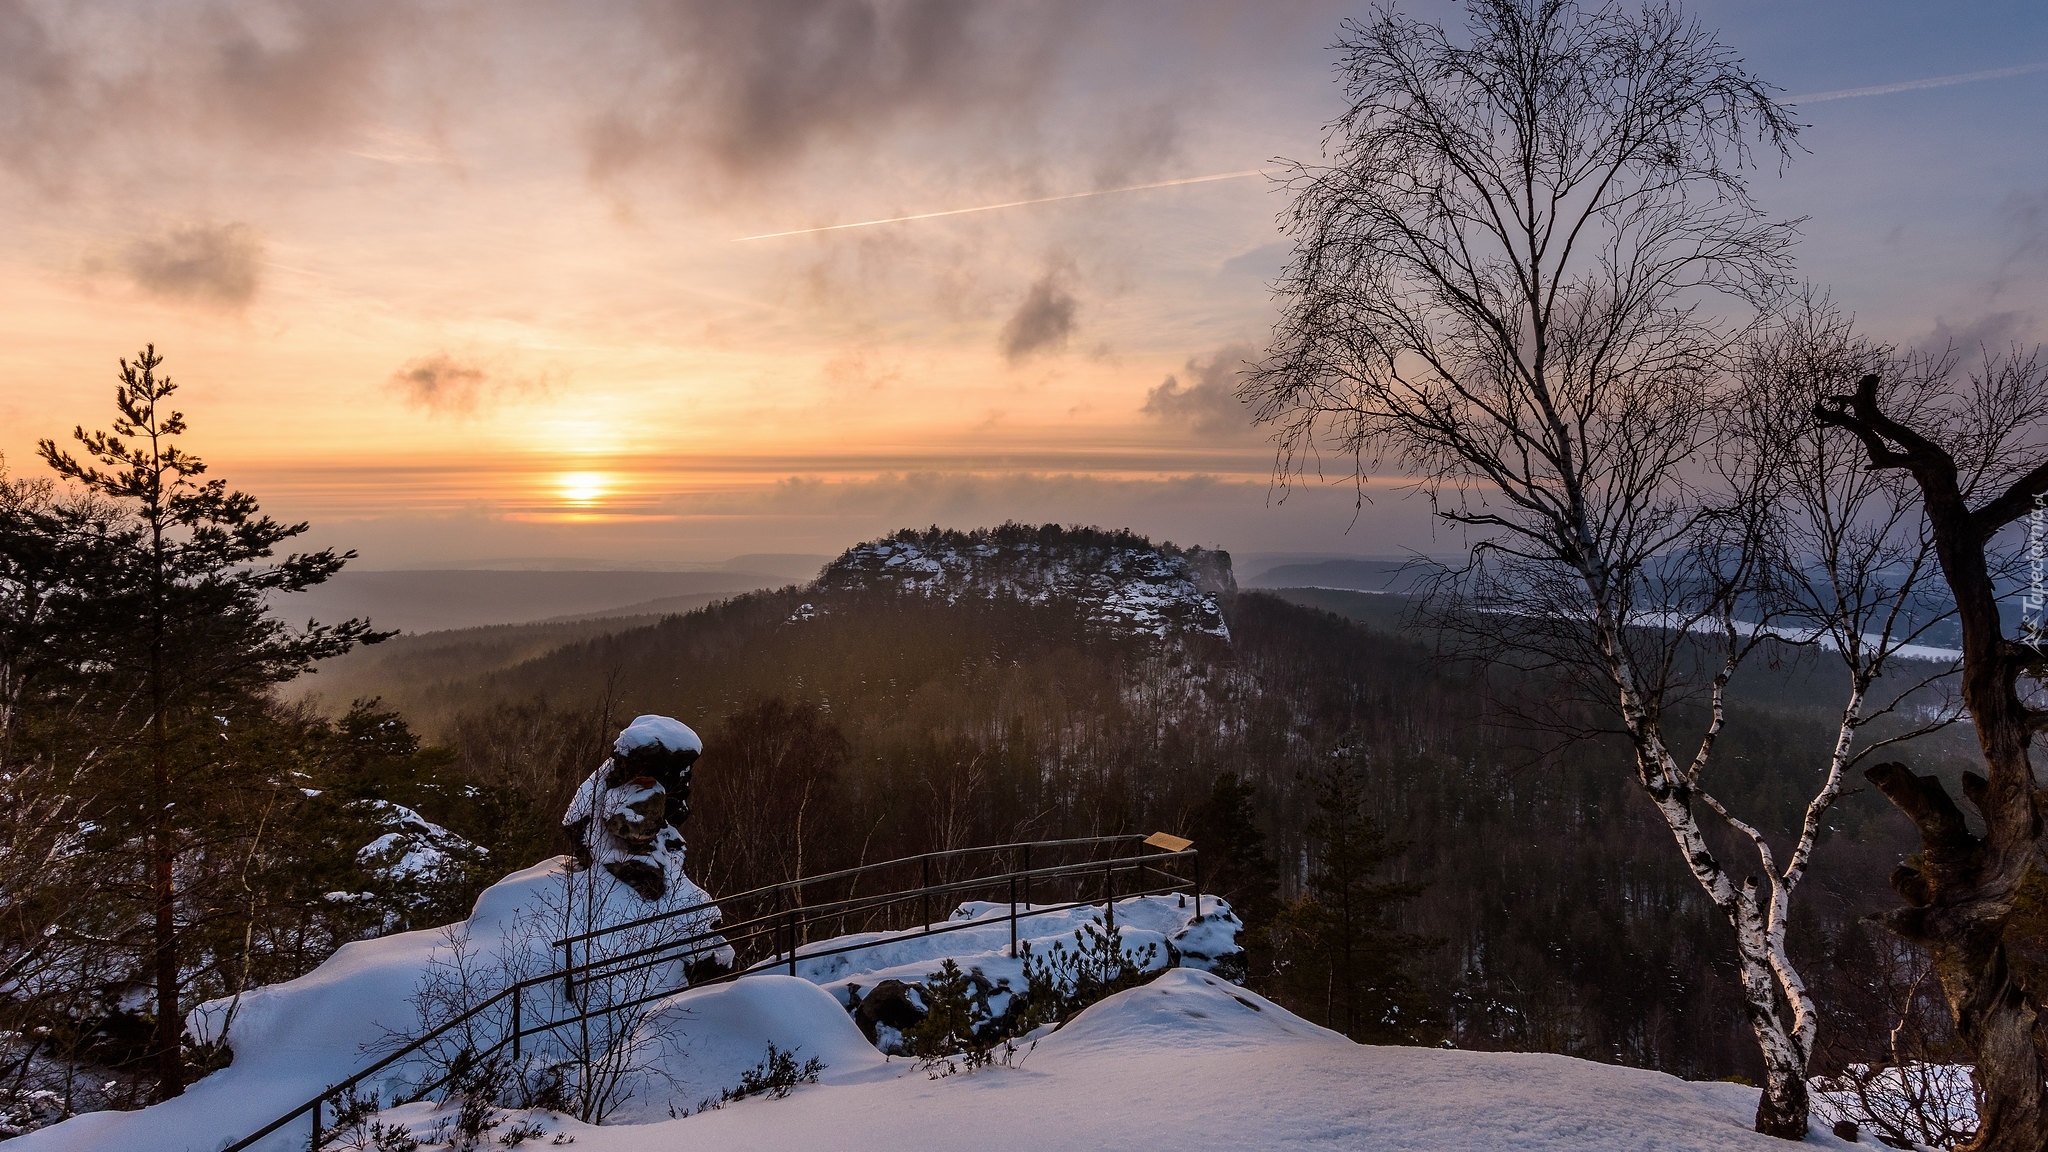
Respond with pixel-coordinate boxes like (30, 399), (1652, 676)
(1, 0), (2044, 569)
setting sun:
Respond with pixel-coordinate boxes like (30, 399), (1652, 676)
(557, 471), (610, 506)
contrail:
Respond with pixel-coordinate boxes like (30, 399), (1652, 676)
(1792, 59), (2048, 104)
(732, 168), (1271, 241)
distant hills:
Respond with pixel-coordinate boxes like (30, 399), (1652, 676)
(282, 550), (1435, 636)
(1241, 557), (1431, 595)
(281, 558), (828, 634)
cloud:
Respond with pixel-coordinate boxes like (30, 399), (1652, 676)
(586, 2), (1073, 187)
(0, 0), (86, 185)
(1000, 268), (1077, 362)
(389, 353), (558, 416)
(121, 221), (263, 308)
(197, 1), (413, 144)
(1219, 242), (1288, 281)
(1990, 186), (2048, 297)
(1143, 344), (1256, 435)
(1921, 312), (2035, 353)
(0, 1), (416, 194)
(298, 466), (1443, 569)
(390, 354), (490, 414)
(1791, 59), (2048, 105)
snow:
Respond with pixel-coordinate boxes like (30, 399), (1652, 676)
(818, 527), (1233, 641)
(1812, 1062), (1977, 1147)
(787, 896), (1240, 1037)
(613, 714), (702, 757)
(350, 800), (483, 885)
(20, 863), (1860, 1152)
(607, 977), (891, 1123)
(430, 970), (1860, 1152)
(13, 858), (722, 1152)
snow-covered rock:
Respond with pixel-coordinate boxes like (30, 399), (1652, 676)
(562, 715), (706, 900)
(815, 525), (1235, 641)
(350, 799), (485, 888)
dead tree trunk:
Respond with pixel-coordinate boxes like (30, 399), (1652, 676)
(1818, 373), (2048, 1152)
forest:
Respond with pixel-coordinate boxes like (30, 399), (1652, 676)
(0, 443), (1979, 1120)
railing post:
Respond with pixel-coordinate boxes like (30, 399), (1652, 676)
(511, 983), (522, 1061)
(1103, 862), (1115, 934)
(921, 856), (932, 934)
(1192, 850), (1202, 918)
(311, 1095), (322, 1150)
(1021, 844), (1031, 909)
(1008, 874), (1019, 957)
(786, 912), (798, 977)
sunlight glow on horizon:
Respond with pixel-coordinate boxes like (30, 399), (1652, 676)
(557, 471), (611, 506)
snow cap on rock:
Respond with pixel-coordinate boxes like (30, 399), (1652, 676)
(614, 714), (703, 758)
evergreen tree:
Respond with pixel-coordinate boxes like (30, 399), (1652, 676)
(36, 346), (384, 1099)
(1189, 770), (1280, 934)
(1271, 741), (1434, 1043)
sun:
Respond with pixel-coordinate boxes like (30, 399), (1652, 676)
(557, 471), (610, 506)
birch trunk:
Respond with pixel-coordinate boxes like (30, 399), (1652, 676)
(1601, 610), (1859, 1141)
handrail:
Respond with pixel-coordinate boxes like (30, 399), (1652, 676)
(556, 849), (1191, 989)
(554, 833), (1152, 948)
(221, 835), (1198, 1152)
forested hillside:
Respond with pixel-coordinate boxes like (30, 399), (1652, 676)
(309, 528), (1971, 1085)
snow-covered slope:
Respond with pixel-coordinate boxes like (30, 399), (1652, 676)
(21, 851), (1859, 1152)
(387, 970), (1860, 1152)
(15, 859), (723, 1152)
(814, 525), (1235, 640)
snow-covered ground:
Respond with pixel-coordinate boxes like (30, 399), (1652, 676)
(341, 971), (1862, 1152)
(19, 857), (1860, 1152)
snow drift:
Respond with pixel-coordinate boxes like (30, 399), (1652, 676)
(18, 848), (1860, 1151)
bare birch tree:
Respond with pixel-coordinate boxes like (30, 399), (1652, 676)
(1239, 0), (1849, 1136)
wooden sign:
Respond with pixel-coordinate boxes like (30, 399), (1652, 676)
(1143, 831), (1194, 853)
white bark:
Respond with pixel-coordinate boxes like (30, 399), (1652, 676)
(1594, 601), (1830, 1136)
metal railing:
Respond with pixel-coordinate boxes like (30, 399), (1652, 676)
(221, 833), (1200, 1152)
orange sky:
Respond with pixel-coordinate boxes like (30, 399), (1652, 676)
(2, 2), (2043, 566)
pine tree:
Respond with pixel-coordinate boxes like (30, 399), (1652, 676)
(1189, 771), (1280, 933)
(1271, 741), (1434, 1043)
(37, 346), (384, 1099)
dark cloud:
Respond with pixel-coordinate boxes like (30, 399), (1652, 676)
(607, 1), (979, 175)
(390, 354), (556, 415)
(2, 1), (1246, 211)
(1088, 99), (1183, 188)
(0, 1), (414, 194)
(584, 0), (1138, 193)
(391, 354), (490, 414)
(999, 269), (1077, 362)
(1144, 344), (1256, 435)
(0, 0), (96, 185)
(198, 1), (412, 144)
(121, 221), (263, 308)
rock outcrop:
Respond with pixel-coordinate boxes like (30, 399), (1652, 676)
(562, 715), (704, 901)
(815, 524), (1235, 640)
